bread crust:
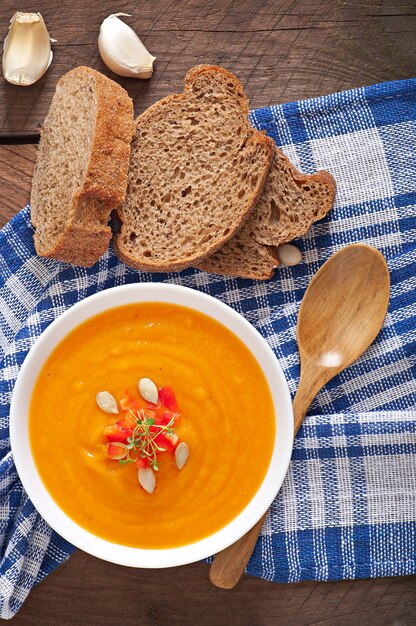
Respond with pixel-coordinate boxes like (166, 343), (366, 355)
(113, 65), (275, 272)
(82, 67), (135, 206)
(197, 239), (281, 280)
(31, 66), (134, 267)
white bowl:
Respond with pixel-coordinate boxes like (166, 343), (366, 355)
(10, 283), (293, 568)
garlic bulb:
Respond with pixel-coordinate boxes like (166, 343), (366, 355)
(2, 12), (54, 86)
(98, 13), (156, 79)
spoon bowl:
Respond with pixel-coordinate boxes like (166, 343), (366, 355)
(292, 244), (390, 432)
(298, 244), (390, 371)
(209, 244), (390, 589)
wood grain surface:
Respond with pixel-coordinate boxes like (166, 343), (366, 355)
(1, 1), (416, 624)
(0, 0), (415, 138)
(8, 551), (416, 626)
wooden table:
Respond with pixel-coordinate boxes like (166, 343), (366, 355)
(2, 1), (416, 624)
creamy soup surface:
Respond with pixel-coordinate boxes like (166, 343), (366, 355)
(30, 303), (275, 548)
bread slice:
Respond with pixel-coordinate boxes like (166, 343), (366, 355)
(197, 148), (336, 279)
(113, 65), (275, 272)
(30, 66), (134, 267)
(196, 233), (281, 280)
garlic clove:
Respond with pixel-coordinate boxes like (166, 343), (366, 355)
(98, 13), (156, 79)
(2, 12), (54, 86)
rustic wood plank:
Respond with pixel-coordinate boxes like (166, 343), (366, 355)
(0, 0), (415, 137)
(0, 144), (36, 225)
(2, 1), (416, 623)
(8, 551), (416, 625)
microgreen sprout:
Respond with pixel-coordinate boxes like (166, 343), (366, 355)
(119, 408), (175, 471)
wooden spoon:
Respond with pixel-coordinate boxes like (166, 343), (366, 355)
(209, 244), (390, 589)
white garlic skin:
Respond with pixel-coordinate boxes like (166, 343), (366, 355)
(2, 12), (53, 86)
(98, 13), (156, 79)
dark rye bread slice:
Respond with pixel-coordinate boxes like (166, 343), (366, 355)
(31, 66), (134, 267)
(113, 65), (275, 272)
(197, 148), (336, 279)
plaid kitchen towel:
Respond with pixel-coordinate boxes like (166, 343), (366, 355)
(1, 78), (416, 618)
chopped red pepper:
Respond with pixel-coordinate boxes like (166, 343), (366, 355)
(136, 456), (149, 469)
(145, 399), (162, 410)
(155, 433), (175, 453)
(159, 385), (179, 412)
(107, 442), (127, 460)
(163, 410), (180, 425)
(152, 412), (170, 426)
(166, 433), (179, 448)
(117, 414), (137, 429)
(119, 389), (140, 412)
(103, 423), (133, 443)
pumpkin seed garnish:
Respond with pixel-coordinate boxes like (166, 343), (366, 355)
(138, 377), (158, 404)
(175, 441), (189, 470)
(138, 466), (156, 494)
(119, 408), (175, 470)
(96, 391), (119, 414)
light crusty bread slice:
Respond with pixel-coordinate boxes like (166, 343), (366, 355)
(197, 148), (336, 279)
(31, 66), (134, 267)
(113, 65), (275, 272)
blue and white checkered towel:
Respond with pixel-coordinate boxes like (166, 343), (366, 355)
(1, 78), (416, 618)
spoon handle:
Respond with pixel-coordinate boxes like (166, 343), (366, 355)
(292, 357), (330, 433)
(208, 513), (267, 588)
(209, 365), (322, 590)
(210, 245), (390, 590)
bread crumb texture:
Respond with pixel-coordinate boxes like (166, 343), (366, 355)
(197, 149), (336, 279)
(114, 65), (274, 271)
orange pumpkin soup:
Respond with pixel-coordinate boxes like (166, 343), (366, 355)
(30, 303), (275, 548)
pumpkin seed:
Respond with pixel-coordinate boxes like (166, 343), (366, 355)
(175, 442), (189, 470)
(138, 377), (158, 404)
(276, 244), (302, 267)
(138, 467), (156, 494)
(96, 391), (119, 414)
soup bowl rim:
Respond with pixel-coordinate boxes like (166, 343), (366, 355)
(10, 282), (294, 568)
